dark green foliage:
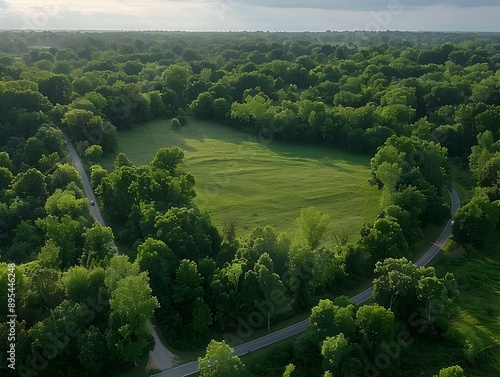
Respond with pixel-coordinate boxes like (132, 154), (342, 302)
(38, 75), (73, 105)
(98, 153), (196, 224)
(154, 207), (221, 261)
(359, 216), (410, 267)
(435, 366), (465, 377)
(373, 258), (458, 333)
(198, 340), (245, 377)
(150, 146), (184, 174)
(1, 30), (499, 377)
(191, 92), (215, 119)
(136, 237), (179, 304)
(453, 193), (499, 247)
(165, 260), (212, 349)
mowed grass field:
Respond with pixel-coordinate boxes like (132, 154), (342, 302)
(101, 118), (381, 237)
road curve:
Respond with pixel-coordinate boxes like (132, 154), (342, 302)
(416, 187), (460, 267)
(63, 135), (175, 371)
(153, 187), (461, 377)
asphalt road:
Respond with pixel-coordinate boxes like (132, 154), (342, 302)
(63, 134), (105, 226)
(415, 187), (460, 267)
(152, 187), (461, 377)
(63, 136), (175, 371)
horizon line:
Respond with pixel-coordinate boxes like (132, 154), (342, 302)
(1, 29), (500, 33)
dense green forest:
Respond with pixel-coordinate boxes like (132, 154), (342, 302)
(0, 30), (499, 377)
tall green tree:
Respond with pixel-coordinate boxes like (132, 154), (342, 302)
(198, 340), (245, 377)
(296, 206), (331, 250)
(356, 304), (395, 354)
(36, 214), (84, 267)
(172, 260), (204, 314)
(359, 217), (409, 266)
(453, 192), (499, 247)
(81, 222), (116, 268)
(373, 258), (457, 329)
(78, 325), (109, 374)
(288, 246), (315, 310)
(44, 189), (86, 218)
(107, 273), (158, 363)
(191, 92), (214, 119)
(38, 74), (73, 105)
(150, 147), (184, 174)
(254, 253), (285, 331)
(154, 207), (220, 261)
(12, 168), (47, 199)
(322, 333), (348, 370)
(136, 237), (179, 304)
(104, 255), (140, 292)
(162, 64), (192, 97)
(434, 366), (465, 377)
(309, 299), (357, 342)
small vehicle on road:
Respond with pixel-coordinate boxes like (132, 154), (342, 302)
(90, 200), (95, 206)
(450, 220), (454, 225)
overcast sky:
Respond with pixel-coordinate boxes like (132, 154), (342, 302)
(0, 0), (499, 32)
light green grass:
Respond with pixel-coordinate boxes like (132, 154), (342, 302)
(439, 237), (500, 374)
(102, 117), (382, 237)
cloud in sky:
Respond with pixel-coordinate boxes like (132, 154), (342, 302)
(0, 0), (499, 31)
(236, 0), (500, 10)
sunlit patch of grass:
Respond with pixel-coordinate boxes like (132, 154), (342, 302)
(102, 117), (382, 238)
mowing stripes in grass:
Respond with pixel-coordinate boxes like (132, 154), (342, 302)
(102, 118), (381, 237)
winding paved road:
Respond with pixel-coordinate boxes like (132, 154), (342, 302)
(63, 135), (105, 225)
(152, 187), (461, 377)
(63, 135), (176, 371)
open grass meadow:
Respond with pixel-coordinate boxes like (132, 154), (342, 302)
(101, 118), (382, 238)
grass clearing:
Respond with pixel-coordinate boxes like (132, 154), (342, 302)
(102, 117), (382, 237)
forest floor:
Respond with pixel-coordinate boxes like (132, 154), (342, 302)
(101, 117), (381, 239)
